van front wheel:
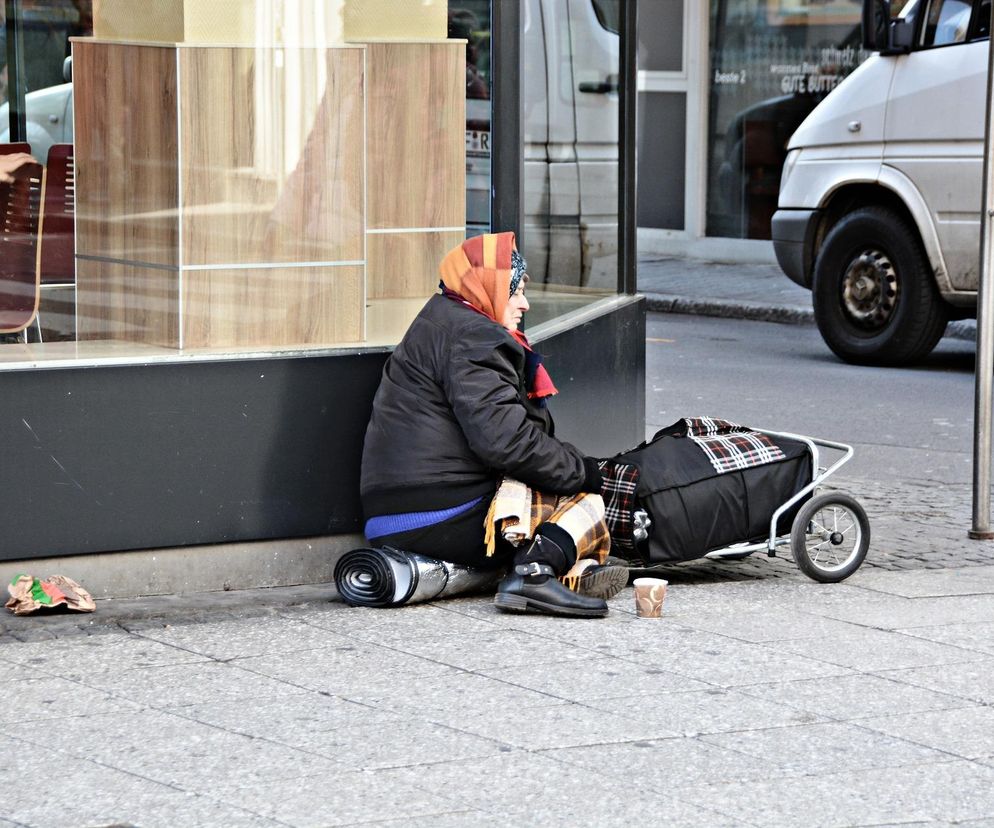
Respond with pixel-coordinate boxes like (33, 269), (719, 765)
(812, 207), (948, 365)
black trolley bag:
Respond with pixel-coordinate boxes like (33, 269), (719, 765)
(612, 419), (812, 565)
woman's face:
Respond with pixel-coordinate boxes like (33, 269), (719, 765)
(502, 285), (529, 332)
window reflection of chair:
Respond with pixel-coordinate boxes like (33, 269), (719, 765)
(0, 142), (32, 157)
(0, 161), (46, 342)
(41, 144), (74, 288)
(37, 144), (75, 340)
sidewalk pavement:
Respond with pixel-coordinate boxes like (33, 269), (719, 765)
(5, 562), (994, 826)
(638, 256), (978, 341)
(3, 256), (993, 826)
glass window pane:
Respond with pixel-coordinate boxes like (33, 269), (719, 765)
(522, 0), (620, 327)
(1, 2), (474, 367)
(706, 0), (868, 239)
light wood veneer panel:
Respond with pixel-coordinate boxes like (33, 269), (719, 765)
(76, 258), (180, 347)
(73, 42), (180, 267)
(366, 229), (465, 300)
(180, 47), (364, 267)
(365, 43), (465, 230)
(181, 265), (363, 348)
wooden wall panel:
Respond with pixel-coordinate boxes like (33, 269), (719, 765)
(73, 42), (179, 267)
(76, 259), (180, 347)
(365, 43), (465, 230)
(179, 47), (364, 267)
(181, 265), (363, 348)
(366, 229), (465, 300)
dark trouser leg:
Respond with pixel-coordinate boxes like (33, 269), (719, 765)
(369, 497), (512, 571)
(512, 522), (577, 574)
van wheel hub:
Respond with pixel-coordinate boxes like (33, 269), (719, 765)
(841, 249), (898, 331)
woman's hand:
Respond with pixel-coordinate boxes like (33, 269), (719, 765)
(0, 153), (37, 184)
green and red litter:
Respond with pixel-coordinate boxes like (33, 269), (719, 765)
(5, 574), (95, 615)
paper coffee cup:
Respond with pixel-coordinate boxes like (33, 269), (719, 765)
(633, 577), (668, 618)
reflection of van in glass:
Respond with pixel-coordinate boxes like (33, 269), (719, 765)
(773, 0), (987, 365)
(464, 0), (619, 289)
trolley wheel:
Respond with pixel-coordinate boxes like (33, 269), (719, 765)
(790, 493), (870, 583)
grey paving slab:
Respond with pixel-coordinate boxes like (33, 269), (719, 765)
(359, 812), (505, 827)
(343, 670), (568, 715)
(0, 629), (209, 677)
(477, 653), (710, 700)
(232, 640), (460, 698)
(207, 768), (470, 828)
(0, 657), (46, 682)
(700, 721), (950, 774)
(379, 627), (602, 672)
(0, 738), (280, 827)
(587, 688), (824, 736)
(177, 692), (406, 747)
(300, 601), (502, 640)
(374, 751), (749, 826)
(875, 659), (994, 706)
(810, 591), (994, 630)
(761, 626), (983, 673)
(896, 621), (994, 657)
(543, 736), (785, 788)
(39, 708), (340, 793)
(671, 608), (866, 644)
(0, 674), (140, 724)
(300, 719), (510, 770)
(859, 706), (994, 759)
(134, 613), (351, 660)
(438, 699), (681, 750)
(734, 672), (975, 721)
(666, 759), (994, 826)
(850, 566), (994, 597)
(74, 658), (313, 708)
(612, 629), (854, 688)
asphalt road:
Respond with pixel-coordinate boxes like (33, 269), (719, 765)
(646, 313), (977, 486)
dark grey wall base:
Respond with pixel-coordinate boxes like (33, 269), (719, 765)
(1, 298), (645, 562)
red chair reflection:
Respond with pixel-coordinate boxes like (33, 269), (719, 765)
(40, 144), (75, 289)
(0, 161), (46, 339)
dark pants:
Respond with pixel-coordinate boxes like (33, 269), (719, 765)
(369, 498), (579, 574)
(369, 497), (514, 570)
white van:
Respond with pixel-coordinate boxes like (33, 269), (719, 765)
(772, 0), (988, 365)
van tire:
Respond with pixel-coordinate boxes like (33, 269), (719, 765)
(812, 207), (948, 365)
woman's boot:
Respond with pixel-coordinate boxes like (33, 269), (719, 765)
(494, 532), (609, 618)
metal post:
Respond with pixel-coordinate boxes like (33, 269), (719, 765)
(618, 0), (638, 296)
(970, 3), (994, 540)
(4, 0), (27, 142)
(490, 0), (522, 244)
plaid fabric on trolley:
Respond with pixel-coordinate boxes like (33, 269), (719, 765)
(684, 416), (785, 474)
(597, 460), (640, 551)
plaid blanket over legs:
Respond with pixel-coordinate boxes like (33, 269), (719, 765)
(484, 478), (611, 572)
(684, 416), (785, 474)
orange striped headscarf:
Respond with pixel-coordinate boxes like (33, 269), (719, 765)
(438, 232), (518, 325)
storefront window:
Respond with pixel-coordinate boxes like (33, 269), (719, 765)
(706, 0), (871, 240)
(1, 0), (624, 369)
(522, 0), (620, 326)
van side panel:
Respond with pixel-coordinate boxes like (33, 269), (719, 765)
(883, 40), (986, 291)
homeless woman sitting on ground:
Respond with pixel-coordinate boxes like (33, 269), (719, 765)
(359, 232), (627, 618)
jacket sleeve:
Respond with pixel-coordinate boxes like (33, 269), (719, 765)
(442, 334), (590, 494)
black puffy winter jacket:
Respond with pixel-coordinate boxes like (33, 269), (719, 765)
(360, 294), (600, 518)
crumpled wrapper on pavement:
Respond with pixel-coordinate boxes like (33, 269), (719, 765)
(5, 574), (95, 615)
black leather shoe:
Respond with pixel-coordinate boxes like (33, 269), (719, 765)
(494, 563), (609, 618)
